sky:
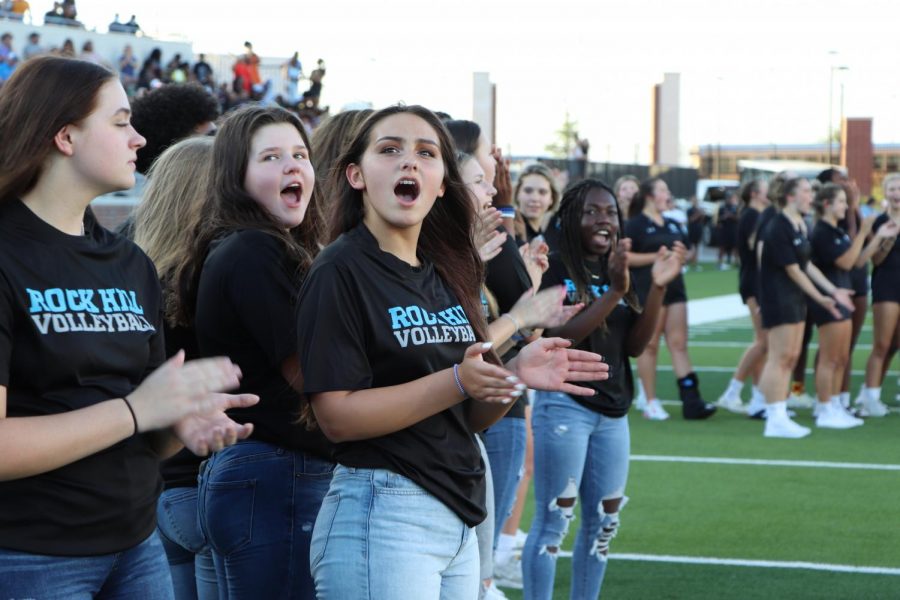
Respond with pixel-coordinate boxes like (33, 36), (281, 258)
(71, 0), (900, 164)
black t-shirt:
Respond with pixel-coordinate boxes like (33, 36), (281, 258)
(194, 229), (331, 458)
(0, 199), (164, 556)
(484, 229), (533, 419)
(159, 317), (202, 489)
(297, 224), (486, 527)
(759, 212), (810, 300)
(810, 220), (852, 289)
(872, 213), (900, 274)
(754, 205), (778, 255)
(624, 212), (690, 302)
(541, 256), (637, 417)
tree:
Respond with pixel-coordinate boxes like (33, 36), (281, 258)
(545, 111), (580, 158)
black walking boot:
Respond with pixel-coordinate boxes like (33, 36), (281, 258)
(678, 372), (716, 420)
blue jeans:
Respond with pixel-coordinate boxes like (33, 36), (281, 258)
(483, 416), (527, 549)
(311, 465), (480, 599)
(522, 392), (630, 600)
(157, 486), (218, 600)
(474, 434), (495, 580)
(0, 531), (173, 599)
(198, 440), (334, 600)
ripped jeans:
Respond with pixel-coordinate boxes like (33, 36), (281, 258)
(522, 392), (630, 600)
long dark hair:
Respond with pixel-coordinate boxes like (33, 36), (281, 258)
(444, 119), (481, 155)
(0, 57), (115, 205)
(556, 179), (641, 324)
(172, 104), (324, 326)
(627, 177), (663, 219)
(329, 105), (498, 365)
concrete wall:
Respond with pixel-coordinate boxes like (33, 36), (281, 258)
(653, 72), (681, 166)
(0, 19), (191, 73)
(472, 72), (495, 145)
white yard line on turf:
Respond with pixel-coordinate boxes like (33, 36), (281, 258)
(654, 365), (899, 376)
(686, 341), (873, 350)
(630, 454), (900, 471)
(603, 554), (900, 576)
(687, 294), (746, 326)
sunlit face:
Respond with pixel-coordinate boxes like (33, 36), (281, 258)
(68, 79), (146, 195)
(649, 180), (670, 212)
(885, 178), (900, 207)
(461, 157), (495, 213)
(787, 179), (813, 214)
(474, 132), (496, 185)
(348, 112), (445, 232)
(826, 189), (848, 220)
(516, 173), (553, 222)
(617, 180), (638, 203)
(580, 188), (619, 259)
(244, 122), (315, 229)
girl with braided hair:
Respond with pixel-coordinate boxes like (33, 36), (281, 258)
(522, 179), (684, 599)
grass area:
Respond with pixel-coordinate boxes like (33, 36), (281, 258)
(499, 302), (900, 599)
(681, 262), (742, 299)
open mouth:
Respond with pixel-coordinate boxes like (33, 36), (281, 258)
(593, 226), (613, 243)
(394, 178), (420, 204)
(281, 182), (303, 206)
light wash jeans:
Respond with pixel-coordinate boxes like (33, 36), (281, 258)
(198, 440), (334, 600)
(156, 486), (218, 600)
(522, 391), (630, 600)
(311, 465), (480, 599)
(0, 531), (174, 599)
(483, 416), (527, 549)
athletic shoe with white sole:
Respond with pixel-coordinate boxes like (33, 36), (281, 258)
(642, 398), (670, 421)
(816, 401), (864, 429)
(786, 392), (815, 409)
(716, 393), (747, 414)
(493, 556), (523, 590)
(858, 395), (889, 418)
(764, 403), (811, 438)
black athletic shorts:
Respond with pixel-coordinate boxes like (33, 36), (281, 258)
(871, 269), (900, 304)
(760, 288), (806, 329)
(808, 297), (851, 327)
(849, 265), (869, 297)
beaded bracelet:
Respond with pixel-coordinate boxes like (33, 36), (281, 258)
(452, 363), (468, 398)
(500, 313), (522, 332)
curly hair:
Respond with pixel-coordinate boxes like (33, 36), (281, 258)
(131, 83), (220, 174)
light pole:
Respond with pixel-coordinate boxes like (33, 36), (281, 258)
(829, 63), (850, 164)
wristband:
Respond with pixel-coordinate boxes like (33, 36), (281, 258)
(122, 396), (139, 436)
(498, 206), (516, 219)
(500, 313), (522, 331)
(452, 364), (468, 398)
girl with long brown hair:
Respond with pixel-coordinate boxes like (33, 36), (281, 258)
(170, 104), (332, 600)
(0, 57), (254, 598)
(296, 105), (608, 599)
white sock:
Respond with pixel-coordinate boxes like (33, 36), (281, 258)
(865, 387), (882, 402)
(839, 392), (850, 408)
(636, 379), (646, 401)
(751, 386), (764, 403)
(726, 378), (743, 398)
(767, 401), (787, 419)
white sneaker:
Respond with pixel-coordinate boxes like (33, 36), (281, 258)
(633, 394), (648, 411)
(859, 395), (889, 417)
(493, 556), (523, 590)
(786, 392), (815, 409)
(816, 402), (864, 429)
(764, 410), (811, 439)
(716, 393), (747, 414)
(513, 529), (527, 552)
(481, 581), (509, 600)
(643, 399), (670, 421)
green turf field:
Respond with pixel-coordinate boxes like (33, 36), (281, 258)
(500, 271), (900, 599)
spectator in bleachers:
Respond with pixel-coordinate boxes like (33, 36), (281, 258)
(0, 33), (17, 84)
(22, 31), (42, 59)
(232, 54), (253, 95)
(193, 53), (213, 88)
(7, 0), (29, 21)
(79, 40), (106, 67)
(56, 37), (75, 57)
(118, 44), (138, 93)
(165, 53), (187, 83)
(283, 51), (302, 103)
(243, 40), (261, 87)
(301, 58), (325, 109)
(43, 2), (61, 21)
(138, 47), (163, 90)
(126, 14), (140, 33)
(61, 0), (76, 20)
